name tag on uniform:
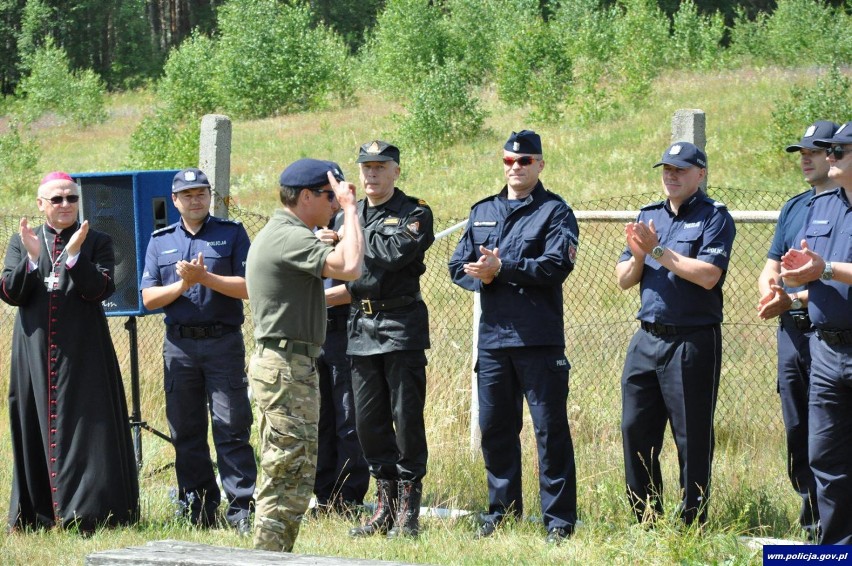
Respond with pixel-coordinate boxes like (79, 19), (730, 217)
(473, 221), (497, 227)
(384, 218), (400, 225)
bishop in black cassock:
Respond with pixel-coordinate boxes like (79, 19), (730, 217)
(0, 172), (138, 533)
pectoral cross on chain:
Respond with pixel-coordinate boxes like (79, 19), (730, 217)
(44, 271), (60, 291)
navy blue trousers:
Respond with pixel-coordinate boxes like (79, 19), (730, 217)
(776, 317), (819, 529)
(808, 335), (852, 545)
(351, 350), (428, 481)
(314, 318), (369, 505)
(621, 325), (721, 525)
(164, 329), (256, 525)
(477, 346), (577, 531)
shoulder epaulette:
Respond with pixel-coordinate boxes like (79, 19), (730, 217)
(151, 223), (178, 236)
(544, 189), (568, 206)
(407, 194), (430, 208)
(640, 199), (666, 210)
(712, 200), (728, 210)
(212, 217), (243, 227)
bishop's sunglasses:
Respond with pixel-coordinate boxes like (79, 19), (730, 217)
(826, 145), (847, 160)
(502, 155), (538, 167)
(41, 195), (80, 205)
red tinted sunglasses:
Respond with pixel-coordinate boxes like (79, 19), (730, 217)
(502, 155), (537, 167)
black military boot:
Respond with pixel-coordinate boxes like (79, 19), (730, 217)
(387, 480), (422, 538)
(348, 479), (397, 537)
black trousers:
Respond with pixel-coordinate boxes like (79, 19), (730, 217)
(477, 346), (577, 531)
(776, 319), (818, 529)
(809, 335), (852, 545)
(314, 320), (369, 504)
(621, 324), (721, 525)
(351, 350), (428, 481)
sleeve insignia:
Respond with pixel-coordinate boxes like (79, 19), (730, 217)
(407, 221), (420, 235)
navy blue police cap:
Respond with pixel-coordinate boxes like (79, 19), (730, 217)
(279, 158), (344, 189)
(504, 130), (542, 155)
(357, 140), (401, 164)
(173, 168), (211, 193)
(785, 120), (840, 152)
(653, 141), (707, 169)
(813, 121), (852, 147)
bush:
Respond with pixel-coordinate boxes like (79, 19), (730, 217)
(552, 0), (619, 123)
(216, 0), (350, 118)
(14, 38), (107, 127)
(358, 0), (448, 96)
(727, 7), (769, 61)
(0, 122), (39, 197)
(156, 32), (219, 118)
(395, 59), (487, 151)
(767, 64), (852, 155)
(442, 0), (538, 85)
(126, 109), (199, 170)
(670, 0), (726, 71)
(495, 15), (574, 123)
(761, 0), (845, 64)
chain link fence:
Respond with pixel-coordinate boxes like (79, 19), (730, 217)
(0, 186), (793, 466)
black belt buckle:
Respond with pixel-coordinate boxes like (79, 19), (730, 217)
(178, 324), (222, 339)
(360, 299), (373, 315)
(642, 321), (675, 336)
(790, 313), (812, 332)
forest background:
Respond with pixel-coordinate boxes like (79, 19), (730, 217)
(0, 0), (852, 564)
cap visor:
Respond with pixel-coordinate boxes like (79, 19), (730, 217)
(356, 155), (395, 163)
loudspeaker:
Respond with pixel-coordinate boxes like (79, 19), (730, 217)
(74, 170), (179, 317)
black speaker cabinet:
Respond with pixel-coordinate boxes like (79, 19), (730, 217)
(74, 170), (179, 316)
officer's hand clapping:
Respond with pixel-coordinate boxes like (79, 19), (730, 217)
(757, 283), (793, 320)
(780, 240), (825, 285)
(625, 220), (660, 255)
(177, 252), (209, 286)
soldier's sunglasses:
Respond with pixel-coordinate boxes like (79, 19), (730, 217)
(312, 189), (336, 201)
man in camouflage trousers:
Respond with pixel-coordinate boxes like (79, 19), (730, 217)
(246, 159), (363, 551)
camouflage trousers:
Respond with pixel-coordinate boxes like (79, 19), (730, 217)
(248, 343), (319, 552)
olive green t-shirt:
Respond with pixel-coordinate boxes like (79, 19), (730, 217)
(246, 208), (333, 346)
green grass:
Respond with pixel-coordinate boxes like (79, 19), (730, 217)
(14, 66), (841, 220)
(0, 65), (842, 564)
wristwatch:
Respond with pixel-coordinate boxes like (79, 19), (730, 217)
(790, 294), (803, 310)
(650, 245), (665, 260)
(821, 261), (834, 281)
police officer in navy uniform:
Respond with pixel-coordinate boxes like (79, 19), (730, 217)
(757, 120), (839, 538)
(141, 168), (256, 534)
(616, 142), (736, 526)
(781, 121), (852, 545)
(336, 141), (434, 539)
(313, 212), (369, 515)
(448, 130), (580, 545)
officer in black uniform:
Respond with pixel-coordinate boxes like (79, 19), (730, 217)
(616, 142), (736, 526)
(141, 168), (256, 534)
(448, 129), (580, 545)
(338, 140), (434, 539)
(757, 120), (839, 539)
(313, 212), (369, 515)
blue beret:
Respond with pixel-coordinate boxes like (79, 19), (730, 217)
(786, 120), (840, 152)
(504, 130), (542, 155)
(653, 142), (707, 169)
(279, 159), (344, 189)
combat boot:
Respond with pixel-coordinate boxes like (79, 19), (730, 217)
(348, 479), (397, 537)
(387, 480), (422, 538)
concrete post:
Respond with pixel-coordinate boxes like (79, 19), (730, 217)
(199, 114), (232, 219)
(671, 109), (707, 191)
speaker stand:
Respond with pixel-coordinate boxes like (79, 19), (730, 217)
(125, 316), (172, 470)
